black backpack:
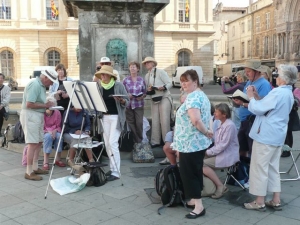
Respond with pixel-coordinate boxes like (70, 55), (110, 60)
(12, 121), (25, 143)
(155, 165), (185, 214)
(228, 160), (249, 187)
(83, 162), (107, 187)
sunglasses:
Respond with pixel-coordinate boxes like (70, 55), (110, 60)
(100, 62), (111, 66)
(272, 73), (279, 78)
(96, 66), (101, 71)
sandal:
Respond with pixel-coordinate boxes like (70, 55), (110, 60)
(265, 200), (282, 211)
(243, 201), (266, 212)
(55, 160), (66, 167)
(211, 186), (228, 199)
(42, 163), (49, 170)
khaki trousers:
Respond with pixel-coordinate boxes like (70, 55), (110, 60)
(125, 107), (144, 143)
(150, 97), (171, 145)
(249, 140), (281, 196)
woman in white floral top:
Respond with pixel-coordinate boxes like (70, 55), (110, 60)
(173, 69), (213, 219)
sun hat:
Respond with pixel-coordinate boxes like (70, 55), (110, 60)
(100, 57), (111, 63)
(142, 57), (157, 66)
(260, 65), (272, 78)
(245, 59), (265, 72)
(41, 68), (58, 84)
(94, 65), (118, 79)
(227, 89), (250, 103)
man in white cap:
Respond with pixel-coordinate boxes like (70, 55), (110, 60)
(232, 59), (272, 157)
(93, 56), (120, 81)
(20, 68), (58, 181)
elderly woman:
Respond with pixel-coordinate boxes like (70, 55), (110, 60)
(122, 61), (146, 150)
(43, 96), (65, 170)
(172, 69), (213, 219)
(203, 103), (239, 199)
(0, 73), (10, 135)
(243, 64), (298, 211)
(63, 108), (94, 166)
(49, 63), (73, 116)
(143, 57), (172, 148)
(94, 65), (129, 181)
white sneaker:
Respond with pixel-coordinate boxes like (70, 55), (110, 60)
(159, 157), (170, 165)
(244, 181), (250, 189)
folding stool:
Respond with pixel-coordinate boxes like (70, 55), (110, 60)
(280, 144), (300, 181)
(223, 162), (247, 191)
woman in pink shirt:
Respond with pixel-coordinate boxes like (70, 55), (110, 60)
(43, 108), (65, 170)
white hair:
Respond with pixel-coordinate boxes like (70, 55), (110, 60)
(46, 95), (57, 107)
(278, 64), (298, 85)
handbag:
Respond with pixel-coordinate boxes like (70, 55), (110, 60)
(118, 131), (134, 152)
(152, 96), (163, 103)
(288, 109), (300, 131)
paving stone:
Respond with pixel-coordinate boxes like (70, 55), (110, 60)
(44, 218), (80, 225)
(201, 214), (254, 225)
(0, 195), (24, 209)
(256, 214), (300, 225)
(13, 209), (62, 225)
(47, 200), (93, 217)
(0, 219), (22, 225)
(67, 208), (114, 225)
(288, 196), (300, 207)
(98, 217), (136, 225)
(0, 213), (10, 223)
(273, 205), (300, 220)
(0, 202), (42, 219)
(119, 211), (153, 225)
(224, 206), (270, 224)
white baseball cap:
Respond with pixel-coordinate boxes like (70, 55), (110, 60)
(100, 57), (111, 63)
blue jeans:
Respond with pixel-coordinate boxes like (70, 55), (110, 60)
(43, 132), (63, 153)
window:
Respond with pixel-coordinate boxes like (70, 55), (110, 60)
(232, 26), (235, 37)
(256, 38), (260, 56)
(0, 0), (11, 19)
(266, 12), (270, 29)
(214, 40), (218, 55)
(247, 40), (251, 57)
(178, 50), (189, 67)
(241, 22), (245, 33)
(256, 16), (260, 33)
(273, 34), (277, 58)
(0, 50), (14, 77)
(241, 42), (245, 58)
(46, 0), (59, 20)
(264, 36), (269, 56)
(232, 47), (235, 60)
(47, 50), (60, 66)
(178, 0), (189, 23)
(274, 10), (277, 26)
(247, 18), (251, 31)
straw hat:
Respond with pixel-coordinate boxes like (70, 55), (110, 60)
(41, 68), (58, 84)
(142, 57), (157, 66)
(245, 59), (265, 72)
(94, 65), (118, 80)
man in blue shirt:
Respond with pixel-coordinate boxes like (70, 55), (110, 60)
(233, 60), (272, 157)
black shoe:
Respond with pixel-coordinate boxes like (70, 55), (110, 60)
(185, 203), (195, 209)
(105, 170), (112, 176)
(281, 151), (291, 158)
(185, 209), (206, 219)
(107, 175), (120, 182)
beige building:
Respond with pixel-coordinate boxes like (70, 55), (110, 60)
(0, 0), (215, 86)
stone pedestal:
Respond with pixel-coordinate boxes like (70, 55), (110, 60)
(63, 0), (169, 79)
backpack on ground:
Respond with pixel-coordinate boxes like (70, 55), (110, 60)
(228, 160), (249, 187)
(155, 165), (185, 214)
(12, 121), (25, 143)
(83, 162), (107, 187)
(132, 142), (155, 163)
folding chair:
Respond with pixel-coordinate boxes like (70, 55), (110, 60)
(280, 144), (300, 181)
(223, 162), (247, 191)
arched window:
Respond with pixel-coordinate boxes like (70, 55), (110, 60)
(0, 50), (14, 77)
(47, 50), (60, 66)
(178, 51), (190, 67)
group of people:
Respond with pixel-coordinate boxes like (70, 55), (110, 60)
(20, 56), (174, 182)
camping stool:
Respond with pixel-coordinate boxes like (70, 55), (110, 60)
(280, 144), (300, 181)
(223, 162), (247, 191)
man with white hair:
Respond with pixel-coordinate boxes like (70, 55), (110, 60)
(20, 68), (58, 181)
(93, 56), (120, 81)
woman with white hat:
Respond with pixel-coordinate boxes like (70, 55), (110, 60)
(94, 65), (129, 181)
(142, 56), (172, 148)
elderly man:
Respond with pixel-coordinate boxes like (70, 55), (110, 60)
(0, 73), (11, 135)
(20, 68), (58, 181)
(232, 60), (272, 157)
(93, 56), (120, 81)
(243, 65), (298, 211)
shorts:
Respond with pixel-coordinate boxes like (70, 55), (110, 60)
(20, 109), (44, 144)
(164, 131), (173, 143)
(238, 120), (253, 152)
(203, 156), (226, 169)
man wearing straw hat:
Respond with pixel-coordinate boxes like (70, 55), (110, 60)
(232, 59), (272, 157)
(20, 68), (58, 181)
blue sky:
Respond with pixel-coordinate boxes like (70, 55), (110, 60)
(212, 0), (257, 8)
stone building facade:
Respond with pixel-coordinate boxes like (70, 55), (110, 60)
(0, 0), (215, 86)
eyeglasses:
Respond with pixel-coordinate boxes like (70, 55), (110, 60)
(96, 66), (101, 71)
(272, 73), (279, 78)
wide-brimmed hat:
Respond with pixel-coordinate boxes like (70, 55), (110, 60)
(142, 57), (157, 66)
(260, 65), (272, 78)
(245, 59), (264, 72)
(41, 68), (58, 84)
(94, 65), (118, 79)
(100, 57), (111, 63)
